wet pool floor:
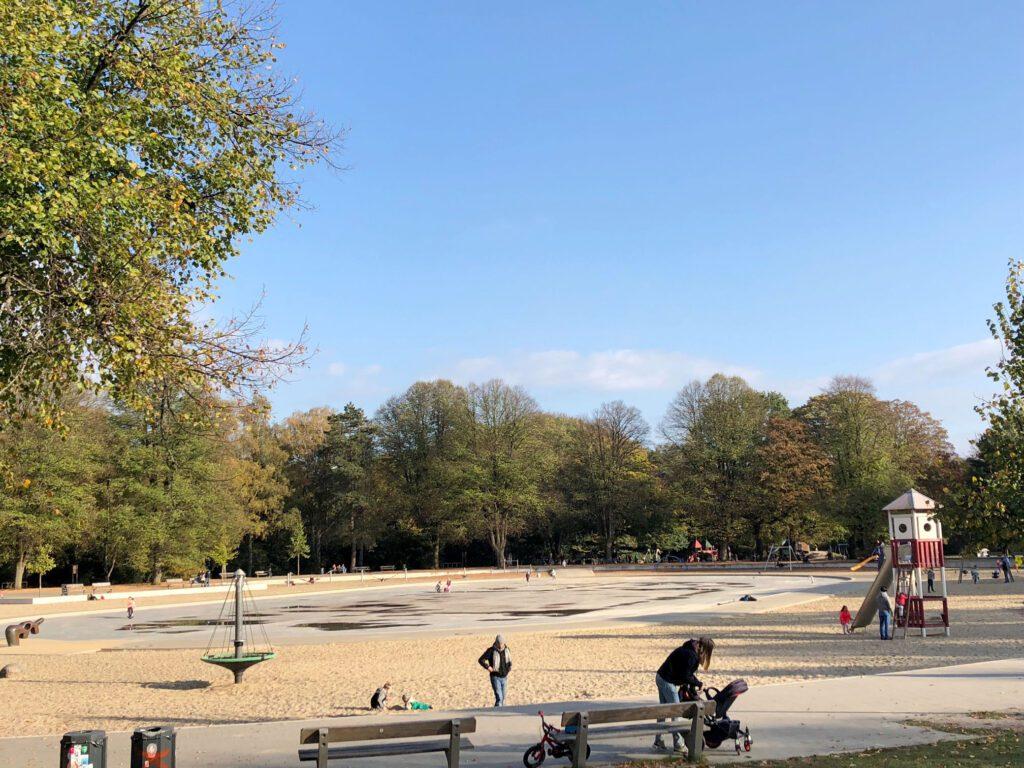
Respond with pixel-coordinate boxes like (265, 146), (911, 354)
(41, 573), (837, 649)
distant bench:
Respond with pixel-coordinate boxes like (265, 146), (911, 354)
(379, 565), (396, 572)
(254, 570), (270, 578)
(557, 700), (714, 766)
(91, 581), (112, 594)
(298, 717), (475, 768)
(164, 578), (185, 588)
(61, 583), (86, 596)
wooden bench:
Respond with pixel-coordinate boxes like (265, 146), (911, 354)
(558, 701), (715, 766)
(379, 565), (396, 572)
(90, 581), (113, 594)
(298, 717), (475, 768)
(61, 583), (86, 596)
(254, 570), (269, 578)
(164, 578), (185, 588)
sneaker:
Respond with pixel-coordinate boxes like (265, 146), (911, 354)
(672, 743), (687, 755)
(652, 740), (668, 752)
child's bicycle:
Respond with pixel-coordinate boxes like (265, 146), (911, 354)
(523, 711), (592, 767)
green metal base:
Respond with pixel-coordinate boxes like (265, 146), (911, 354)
(201, 652), (276, 683)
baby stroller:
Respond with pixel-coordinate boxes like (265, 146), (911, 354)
(681, 679), (753, 755)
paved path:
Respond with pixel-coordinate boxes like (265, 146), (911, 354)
(7, 658), (1021, 767)
(35, 573), (844, 648)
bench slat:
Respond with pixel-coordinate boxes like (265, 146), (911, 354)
(560, 701), (709, 727)
(556, 721), (693, 743)
(298, 737), (474, 761)
(300, 717), (477, 744)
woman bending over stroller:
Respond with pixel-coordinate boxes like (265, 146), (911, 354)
(652, 636), (715, 753)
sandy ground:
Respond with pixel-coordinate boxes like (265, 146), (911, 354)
(0, 576), (1021, 738)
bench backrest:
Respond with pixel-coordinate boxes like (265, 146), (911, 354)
(300, 717), (477, 745)
(91, 581), (111, 588)
(560, 701), (709, 727)
(379, 565), (396, 571)
(165, 578), (183, 583)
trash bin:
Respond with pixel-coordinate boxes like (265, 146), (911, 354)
(131, 725), (176, 768)
(60, 730), (107, 768)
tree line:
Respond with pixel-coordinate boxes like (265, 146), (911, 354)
(0, 370), (995, 588)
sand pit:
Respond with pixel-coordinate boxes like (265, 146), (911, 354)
(0, 573), (1020, 738)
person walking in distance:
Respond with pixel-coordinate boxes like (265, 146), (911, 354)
(876, 586), (893, 640)
(652, 637), (715, 754)
(478, 635), (512, 707)
(127, 596), (135, 620)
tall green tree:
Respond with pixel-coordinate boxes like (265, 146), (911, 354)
(375, 381), (472, 568)
(751, 416), (838, 554)
(0, 396), (104, 587)
(314, 404), (384, 571)
(466, 380), (542, 568)
(967, 259), (1024, 549)
(661, 375), (785, 559)
(565, 401), (659, 561)
(106, 389), (244, 583)
(796, 376), (951, 550)
(0, 0), (338, 425)
(232, 396), (290, 572)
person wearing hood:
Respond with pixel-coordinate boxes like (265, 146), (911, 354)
(478, 634), (512, 707)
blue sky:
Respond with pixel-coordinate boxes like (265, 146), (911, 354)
(216, 1), (1023, 453)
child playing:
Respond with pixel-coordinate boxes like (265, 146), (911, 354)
(401, 693), (432, 710)
(839, 605), (852, 634)
(370, 682), (391, 711)
(895, 592), (908, 626)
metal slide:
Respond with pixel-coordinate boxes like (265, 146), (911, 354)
(852, 555), (893, 630)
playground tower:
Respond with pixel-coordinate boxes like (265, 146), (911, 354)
(884, 489), (950, 637)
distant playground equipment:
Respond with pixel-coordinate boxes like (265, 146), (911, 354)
(687, 539), (718, 562)
(852, 489), (950, 637)
(5, 617), (44, 647)
(762, 540), (841, 571)
(201, 569), (275, 683)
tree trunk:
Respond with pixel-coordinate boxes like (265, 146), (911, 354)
(106, 558), (117, 581)
(604, 512), (614, 563)
(350, 540), (357, 572)
(247, 534), (254, 574)
(433, 535), (441, 569)
(13, 547), (26, 590)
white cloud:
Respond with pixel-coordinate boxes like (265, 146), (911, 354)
(449, 349), (760, 392)
(327, 362), (347, 377)
(874, 338), (1001, 384)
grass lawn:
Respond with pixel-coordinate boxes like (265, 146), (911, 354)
(616, 728), (1024, 768)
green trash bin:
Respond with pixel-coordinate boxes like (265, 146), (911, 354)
(60, 730), (107, 768)
(131, 725), (176, 768)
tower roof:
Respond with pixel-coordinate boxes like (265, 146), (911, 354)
(883, 488), (938, 512)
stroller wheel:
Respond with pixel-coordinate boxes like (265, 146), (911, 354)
(744, 738), (752, 752)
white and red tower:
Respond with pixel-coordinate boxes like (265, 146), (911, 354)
(884, 489), (950, 637)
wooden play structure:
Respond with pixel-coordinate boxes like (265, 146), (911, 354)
(852, 489), (950, 637)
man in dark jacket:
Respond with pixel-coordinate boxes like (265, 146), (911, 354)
(478, 634), (512, 706)
(876, 586), (893, 640)
(652, 637), (715, 753)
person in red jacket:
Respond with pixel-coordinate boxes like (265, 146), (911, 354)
(839, 605), (852, 634)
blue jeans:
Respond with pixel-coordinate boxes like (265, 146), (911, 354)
(490, 674), (507, 707)
(654, 674), (683, 749)
(879, 610), (892, 639)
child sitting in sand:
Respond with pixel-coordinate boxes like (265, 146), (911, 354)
(839, 605), (852, 634)
(370, 682), (391, 711)
(402, 693), (432, 710)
